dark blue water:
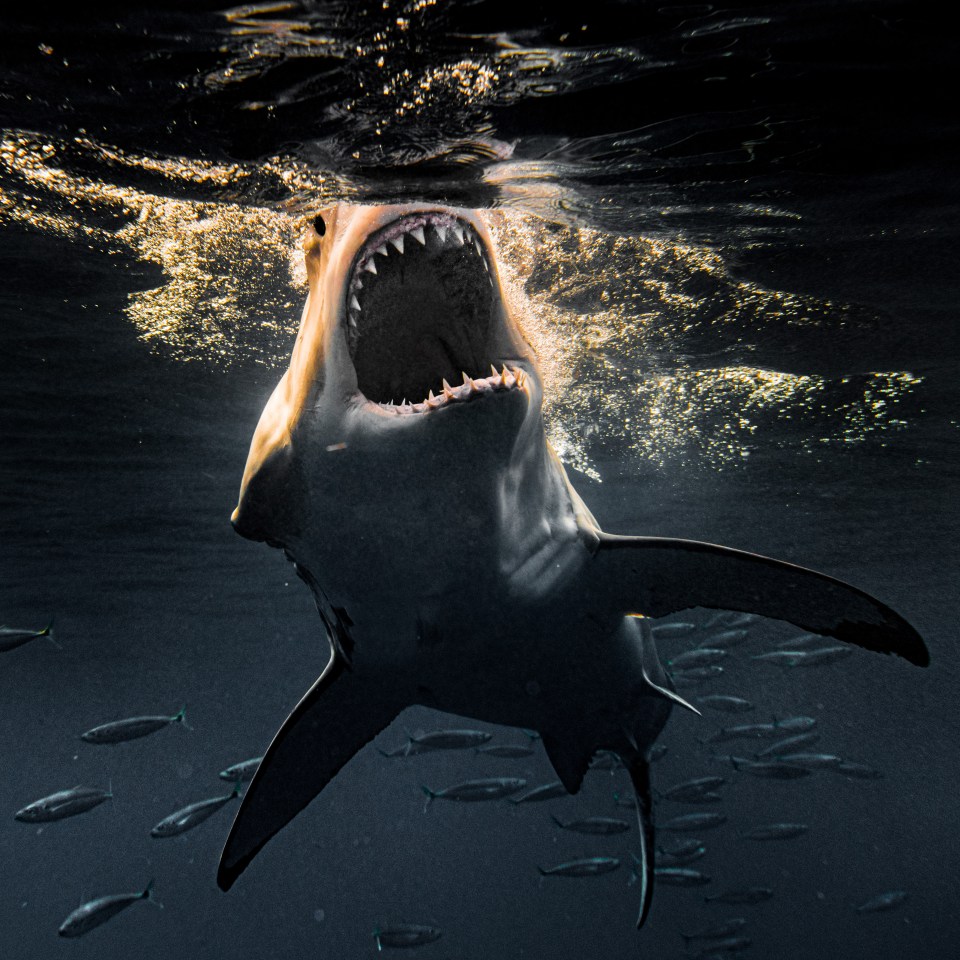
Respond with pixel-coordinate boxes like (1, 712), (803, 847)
(1, 2), (958, 957)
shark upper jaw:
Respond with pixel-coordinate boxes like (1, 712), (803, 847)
(327, 206), (537, 422)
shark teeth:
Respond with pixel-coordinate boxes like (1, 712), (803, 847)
(374, 366), (528, 416)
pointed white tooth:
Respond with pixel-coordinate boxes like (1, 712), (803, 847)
(490, 364), (499, 379)
(349, 295), (361, 311)
(376, 245), (388, 257)
(363, 259), (377, 275)
(452, 225), (465, 245)
(462, 371), (471, 386)
(473, 238), (482, 255)
(435, 225), (447, 244)
(352, 278), (363, 290)
(517, 369), (525, 387)
(411, 226), (426, 245)
(388, 399), (394, 406)
(390, 235), (405, 254)
(348, 315), (358, 330)
(442, 378), (455, 400)
(428, 389), (436, 402)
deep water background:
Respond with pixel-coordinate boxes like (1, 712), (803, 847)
(1, 2), (958, 958)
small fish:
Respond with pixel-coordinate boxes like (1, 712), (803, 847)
(668, 648), (728, 669)
(510, 780), (567, 804)
(15, 784), (112, 823)
(81, 707), (189, 744)
(671, 665), (724, 687)
(856, 890), (908, 913)
(696, 935), (753, 954)
(219, 757), (263, 782)
(538, 857), (620, 877)
(705, 886), (773, 905)
(654, 867), (711, 887)
(772, 715), (817, 733)
(755, 732), (820, 757)
(422, 777), (526, 806)
(697, 695), (755, 714)
(476, 743), (534, 758)
(741, 822), (809, 841)
(151, 784), (241, 838)
(58, 879), (160, 938)
(778, 752), (842, 770)
(551, 815), (630, 835)
(0, 619), (56, 653)
(705, 722), (777, 744)
(373, 923), (442, 949)
(660, 776), (726, 803)
(657, 841), (707, 866)
(752, 646), (853, 668)
(681, 917), (748, 941)
(704, 628), (749, 649)
(660, 812), (727, 832)
(651, 621), (697, 639)
(834, 761), (884, 779)
(383, 728), (492, 756)
(728, 757), (812, 780)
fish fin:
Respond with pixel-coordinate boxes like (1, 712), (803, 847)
(541, 734), (591, 794)
(632, 616), (702, 716)
(218, 651), (400, 891)
(628, 756), (655, 928)
(596, 534), (928, 666)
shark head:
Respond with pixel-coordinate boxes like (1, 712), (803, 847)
(232, 203), (595, 613)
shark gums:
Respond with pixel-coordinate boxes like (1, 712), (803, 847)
(217, 205), (928, 926)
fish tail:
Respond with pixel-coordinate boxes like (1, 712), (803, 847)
(230, 783), (244, 800)
(372, 927), (382, 951)
(143, 879), (164, 909)
(550, 814), (564, 829)
(420, 786), (436, 811)
(42, 620), (62, 649)
(173, 706), (192, 730)
(536, 866), (550, 877)
(521, 728), (540, 742)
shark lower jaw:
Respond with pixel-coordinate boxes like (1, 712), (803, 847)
(342, 210), (529, 416)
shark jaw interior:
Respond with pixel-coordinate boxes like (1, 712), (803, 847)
(343, 211), (526, 415)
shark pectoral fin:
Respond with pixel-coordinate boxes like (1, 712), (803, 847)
(541, 734), (593, 795)
(628, 757), (655, 928)
(218, 654), (400, 891)
(595, 534), (928, 667)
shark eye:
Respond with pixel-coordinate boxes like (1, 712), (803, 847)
(313, 214), (326, 236)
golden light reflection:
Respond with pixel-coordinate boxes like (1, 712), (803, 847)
(0, 133), (922, 471)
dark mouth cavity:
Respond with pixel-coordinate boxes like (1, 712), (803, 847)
(346, 213), (514, 411)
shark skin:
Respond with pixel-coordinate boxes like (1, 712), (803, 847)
(217, 204), (928, 927)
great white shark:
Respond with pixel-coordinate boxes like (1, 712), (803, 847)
(217, 204), (928, 926)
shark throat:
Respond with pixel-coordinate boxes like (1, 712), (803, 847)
(345, 212), (504, 409)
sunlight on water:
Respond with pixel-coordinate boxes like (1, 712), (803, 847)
(0, 133), (921, 473)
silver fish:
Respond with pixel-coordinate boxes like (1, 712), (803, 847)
(660, 776), (726, 803)
(755, 732), (820, 757)
(834, 761), (884, 779)
(661, 812), (727, 831)
(651, 621), (697, 639)
(654, 867), (711, 886)
(705, 722), (777, 744)
(856, 890), (908, 913)
(668, 648), (728, 669)
(696, 695), (755, 714)
(551, 814), (630, 835)
(0, 619), (55, 653)
(696, 936), (752, 954)
(656, 841), (707, 866)
(81, 707), (188, 744)
(728, 756), (812, 779)
(778, 752), (842, 769)
(741, 822), (809, 841)
(151, 784), (241, 838)
(752, 646), (853, 667)
(58, 879), (159, 938)
(772, 715), (817, 733)
(681, 917), (748, 941)
(704, 628), (749, 649)
(671, 665), (725, 687)
(422, 777), (526, 805)
(15, 784), (112, 823)
(704, 612), (756, 629)
(373, 923), (442, 949)
(476, 743), (534, 758)
(538, 857), (620, 877)
(509, 780), (567, 804)
(219, 757), (263, 782)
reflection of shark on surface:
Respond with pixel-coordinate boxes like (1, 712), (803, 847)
(217, 204), (928, 926)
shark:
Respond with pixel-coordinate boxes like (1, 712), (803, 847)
(217, 203), (929, 926)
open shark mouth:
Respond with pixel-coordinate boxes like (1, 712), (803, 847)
(344, 211), (525, 414)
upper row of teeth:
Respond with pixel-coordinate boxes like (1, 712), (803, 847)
(347, 221), (490, 318)
(375, 366), (526, 415)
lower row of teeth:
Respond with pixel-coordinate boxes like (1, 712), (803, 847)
(376, 366), (526, 414)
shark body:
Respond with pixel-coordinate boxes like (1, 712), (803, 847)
(218, 204), (928, 926)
